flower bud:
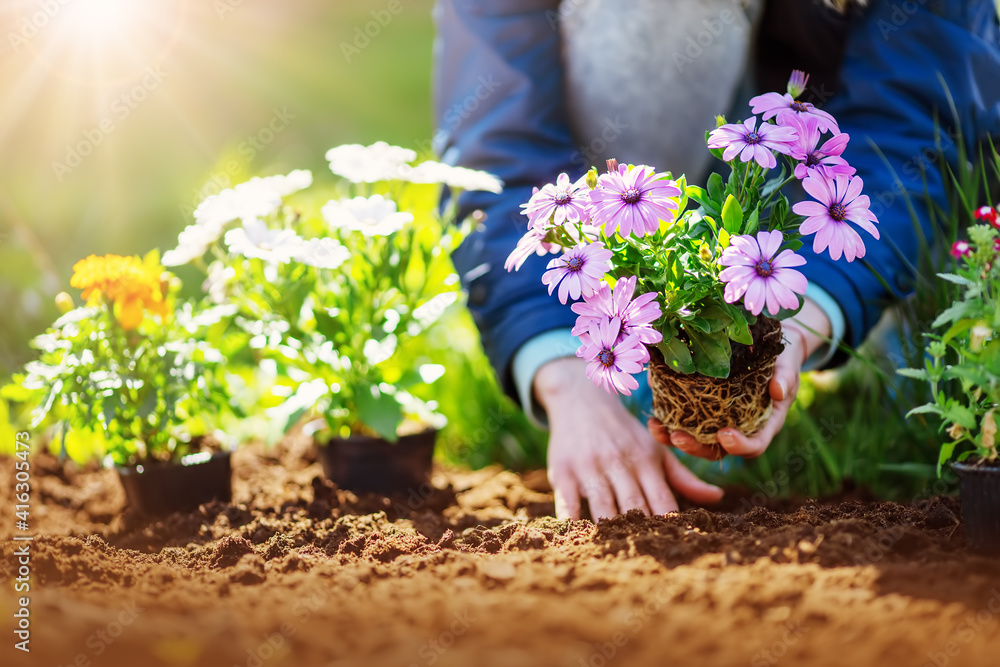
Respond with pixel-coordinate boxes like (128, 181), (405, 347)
(585, 167), (598, 190)
(947, 423), (965, 440)
(927, 341), (946, 359)
(714, 115), (727, 129)
(606, 158), (619, 174)
(699, 244), (712, 262)
(55, 291), (74, 313)
(786, 70), (809, 99)
(970, 322), (991, 352)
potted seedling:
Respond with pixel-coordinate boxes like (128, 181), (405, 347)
(161, 148), (501, 494)
(2, 252), (236, 516)
(900, 210), (999, 553)
(507, 71), (879, 450)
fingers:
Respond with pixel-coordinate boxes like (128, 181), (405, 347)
(647, 418), (724, 460)
(607, 462), (652, 517)
(717, 366), (799, 458)
(635, 461), (679, 515)
(663, 448), (725, 505)
(580, 472), (619, 521)
(550, 471), (581, 520)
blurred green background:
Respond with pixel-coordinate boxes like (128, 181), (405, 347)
(0, 0), (437, 375)
(0, 0), (950, 500)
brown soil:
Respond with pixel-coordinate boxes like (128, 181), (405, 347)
(2, 435), (999, 667)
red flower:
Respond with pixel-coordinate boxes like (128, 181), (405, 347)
(951, 240), (972, 259)
(973, 205), (999, 230)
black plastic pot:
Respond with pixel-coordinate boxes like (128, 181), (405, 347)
(116, 451), (233, 517)
(953, 461), (1000, 555)
(317, 430), (436, 496)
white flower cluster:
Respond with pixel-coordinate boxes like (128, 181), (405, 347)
(162, 169), (314, 267)
(162, 143), (502, 275)
(327, 141), (503, 193)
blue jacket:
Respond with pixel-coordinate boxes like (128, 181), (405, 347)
(433, 0), (1000, 399)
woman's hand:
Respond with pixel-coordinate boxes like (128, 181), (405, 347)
(650, 298), (832, 460)
(535, 357), (724, 520)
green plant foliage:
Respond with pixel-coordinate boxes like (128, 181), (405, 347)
(160, 151), (501, 443)
(1, 281), (236, 466)
(900, 222), (999, 471)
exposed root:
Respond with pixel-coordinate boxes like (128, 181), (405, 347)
(648, 317), (783, 447)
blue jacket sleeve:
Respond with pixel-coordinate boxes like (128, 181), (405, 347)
(797, 0), (1000, 349)
(432, 0), (581, 398)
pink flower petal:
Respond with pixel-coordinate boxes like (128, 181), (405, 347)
(757, 230), (783, 259)
(774, 267), (808, 294)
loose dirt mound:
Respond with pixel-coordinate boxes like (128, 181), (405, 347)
(2, 436), (998, 667)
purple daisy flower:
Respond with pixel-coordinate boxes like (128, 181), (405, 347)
(792, 174), (880, 262)
(787, 116), (855, 180)
(750, 90), (840, 134)
(579, 317), (647, 396)
(707, 117), (798, 170)
(504, 226), (560, 272)
(520, 173), (592, 230)
(719, 230), (808, 317)
(571, 276), (662, 346)
(541, 242), (613, 304)
(589, 164), (680, 238)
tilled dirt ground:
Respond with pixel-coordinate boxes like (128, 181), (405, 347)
(2, 435), (999, 667)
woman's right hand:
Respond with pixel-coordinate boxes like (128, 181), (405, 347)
(534, 357), (724, 520)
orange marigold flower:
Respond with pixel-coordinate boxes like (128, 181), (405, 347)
(70, 253), (172, 329)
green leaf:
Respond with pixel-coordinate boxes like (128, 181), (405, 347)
(943, 403), (977, 429)
(102, 392), (118, 430)
(932, 301), (976, 328)
(938, 440), (959, 475)
(685, 303), (734, 334)
(686, 328), (731, 378)
(137, 390), (158, 420)
(745, 207), (760, 235)
(658, 337), (695, 374)
(355, 387), (403, 442)
(905, 404), (942, 418)
(685, 186), (717, 214)
(941, 319), (975, 345)
(721, 195), (743, 234)
(897, 368), (931, 381)
(936, 272), (974, 286)
(768, 197), (787, 231)
(707, 172), (725, 204)
(723, 305), (753, 345)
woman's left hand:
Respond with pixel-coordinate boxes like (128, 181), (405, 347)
(648, 298), (832, 460)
